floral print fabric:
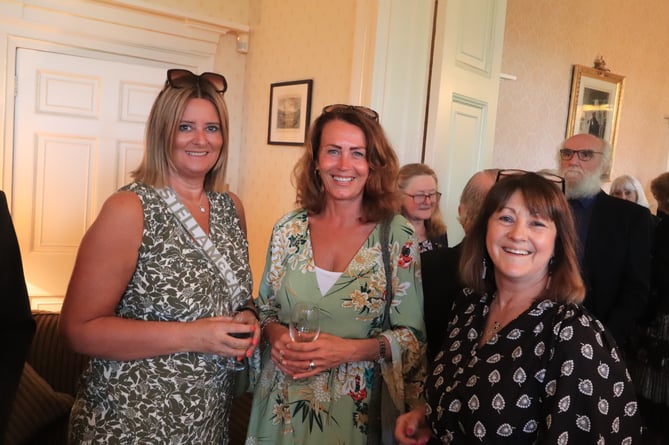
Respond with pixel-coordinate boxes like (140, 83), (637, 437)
(425, 290), (645, 444)
(68, 182), (252, 444)
(246, 210), (426, 445)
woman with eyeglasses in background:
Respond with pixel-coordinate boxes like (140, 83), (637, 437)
(246, 104), (426, 445)
(398, 163), (448, 253)
(60, 69), (259, 443)
(395, 171), (644, 444)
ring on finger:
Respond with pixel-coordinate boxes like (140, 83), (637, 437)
(308, 360), (315, 371)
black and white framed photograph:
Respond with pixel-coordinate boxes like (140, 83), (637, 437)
(267, 79), (313, 146)
(566, 64), (625, 150)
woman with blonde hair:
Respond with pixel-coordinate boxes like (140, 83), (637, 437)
(610, 174), (650, 207)
(60, 69), (259, 443)
(398, 163), (447, 252)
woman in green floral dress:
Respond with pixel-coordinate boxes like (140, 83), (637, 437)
(246, 105), (426, 445)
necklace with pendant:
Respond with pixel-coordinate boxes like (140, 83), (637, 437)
(486, 293), (501, 339)
(198, 192), (207, 213)
(174, 188), (207, 213)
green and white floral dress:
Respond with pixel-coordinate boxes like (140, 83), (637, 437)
(68, 182), (252, 444)
(246, 210), (426, 445)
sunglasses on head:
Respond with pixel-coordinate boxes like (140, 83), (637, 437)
(166, 69), (227, 94)
(496, 169), (566, 193)
(322, 104), (379, 122)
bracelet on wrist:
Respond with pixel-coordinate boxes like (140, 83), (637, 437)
(260, 315), (280, 330)
(377, 335), (387, 362)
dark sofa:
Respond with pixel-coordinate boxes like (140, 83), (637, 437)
(6, 310), (253, 445)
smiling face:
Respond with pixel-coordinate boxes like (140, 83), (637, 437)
(486, 190), (556, 288)
(401, 174), (439, 223)
(171, 98), (222, 180)
(316, 119), (369, 205)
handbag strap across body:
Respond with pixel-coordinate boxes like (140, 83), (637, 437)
(155, 187), (246, 304)
(367, 218), (394, 445)
(380, 219), (393, 329)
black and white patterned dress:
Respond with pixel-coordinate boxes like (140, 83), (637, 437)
(68, 182), (252, 444)
(425, 290), (644, 444)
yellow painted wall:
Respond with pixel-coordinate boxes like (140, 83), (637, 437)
(140, 0), (249, 24)
(239, 0), (358, 294)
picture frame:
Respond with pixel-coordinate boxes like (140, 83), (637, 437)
(566, 64), (625, 153)
(267, 79), (313, 145)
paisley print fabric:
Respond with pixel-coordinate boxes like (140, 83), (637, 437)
(245, 210), (426, 445)
(425, 290), (645, 444)
(68, 182), (252, 444)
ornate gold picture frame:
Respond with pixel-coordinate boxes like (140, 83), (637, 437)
(566, 64), (625, 152)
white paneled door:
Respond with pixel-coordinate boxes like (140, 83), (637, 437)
(423, 0), (507, 246)
(12, 48), (165, 300)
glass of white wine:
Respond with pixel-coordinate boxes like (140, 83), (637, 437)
(289, 303), (320, 343)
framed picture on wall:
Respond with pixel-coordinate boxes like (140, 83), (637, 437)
(267, 79), (313, 145)
(566, 64), (625, 155)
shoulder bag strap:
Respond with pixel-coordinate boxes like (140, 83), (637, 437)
(380, 218), (393, 329)
(368, 218), (393, 445)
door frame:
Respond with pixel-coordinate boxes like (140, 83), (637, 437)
(0, 0), (248, 206)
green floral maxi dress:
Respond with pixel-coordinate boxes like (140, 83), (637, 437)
(246, 211), (426, 445)
(68, 182), (253, 444)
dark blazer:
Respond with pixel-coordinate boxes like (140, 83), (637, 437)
(650, 216), (669, 315)
(578, 191), (653, 346)
(421, 242), (463, 360)
(0, 191), (35, 440)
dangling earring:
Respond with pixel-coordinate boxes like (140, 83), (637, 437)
(545, 256), (554, 289)
(481, 257), (487, 280)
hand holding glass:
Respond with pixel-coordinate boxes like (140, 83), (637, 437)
(289, 303), (320, 343)
(222, 302), (248, 371)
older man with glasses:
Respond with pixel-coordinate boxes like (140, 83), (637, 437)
(557, 133), (652, 350)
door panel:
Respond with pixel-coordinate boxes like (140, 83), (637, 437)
(424, 0), (507, 245)
(13, 48), (164, 300)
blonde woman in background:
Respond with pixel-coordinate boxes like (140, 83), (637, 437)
(398, 163), (448, 253)
(610, 174), (650, 207)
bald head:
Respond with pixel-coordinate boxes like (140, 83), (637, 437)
(458, 169), (498, 235)
(558, 133), (611, 199)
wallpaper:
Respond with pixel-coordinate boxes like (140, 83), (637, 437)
(495, 0), (669, 211)
(237, 0), (358, 291)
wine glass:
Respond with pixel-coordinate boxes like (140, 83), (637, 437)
(289, 303), (320, 343)
(222, 301), (247, 372)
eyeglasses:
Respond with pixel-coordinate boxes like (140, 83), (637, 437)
(166, 69), (227, 94)
(496, 169), (566, 193)
(404, 192), (442, 204)
(322, 104), (379, 122)
(559, 148), (603, 162)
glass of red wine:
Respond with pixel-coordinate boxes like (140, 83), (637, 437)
(223, 302), (248, 371)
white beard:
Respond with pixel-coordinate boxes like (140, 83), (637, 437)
(560, 166), (603, 199)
